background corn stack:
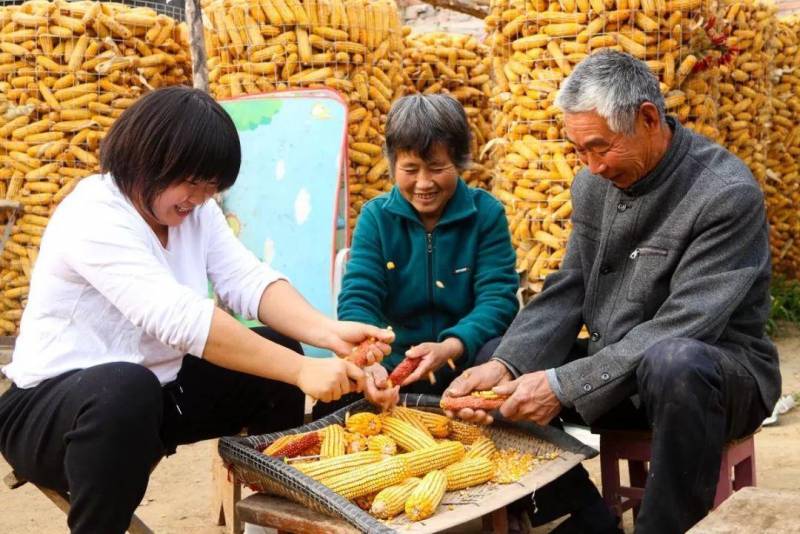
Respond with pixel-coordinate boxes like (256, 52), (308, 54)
(0, 0), (190, 335)
(765, 14), (800, 278)
(401, 31), (495, 189)
(200, 0), (406, 231)
(485, 0), (723, 294)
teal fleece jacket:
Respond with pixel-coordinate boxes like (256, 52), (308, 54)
(338, 178), (519, 373)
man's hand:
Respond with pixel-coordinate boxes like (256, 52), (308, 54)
(326, 321), (394, 365)
(493, 371), (562, 425)
(442, 360), (512, 425)
(363, 363), (400, 412)
(400, 338), (464, 386)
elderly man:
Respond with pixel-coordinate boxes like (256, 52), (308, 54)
(445, 51), (781, 533)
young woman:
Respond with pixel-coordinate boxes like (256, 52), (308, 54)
(315, 94), (519, 415)
(0, 86), (392, 534)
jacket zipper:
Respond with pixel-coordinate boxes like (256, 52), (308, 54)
(630, 247), (668, 259)
(426, 232), (435, 340)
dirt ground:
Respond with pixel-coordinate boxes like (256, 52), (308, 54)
(1, 329), (799, 534)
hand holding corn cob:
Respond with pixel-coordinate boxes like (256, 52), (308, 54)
(442, 360), (514, 424)
(491, 371), (562, 426)
(439, 390), (509, 412)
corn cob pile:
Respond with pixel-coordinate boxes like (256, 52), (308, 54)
(273, 408), (557, 522)
(0, 0), (190, 335)
(401, 32), (495, 189)
(484, 0), (719, 292)
(200, 0), (405, 231)
(765, 15), (800, 278)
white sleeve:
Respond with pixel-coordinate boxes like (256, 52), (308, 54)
(64, 205), (215, 356)
(204, 200), (287, 320)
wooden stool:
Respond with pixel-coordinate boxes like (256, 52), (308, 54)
(237, 493), (511, 534)
(596, 430), (757, 523)
(3, 470), (153, 534)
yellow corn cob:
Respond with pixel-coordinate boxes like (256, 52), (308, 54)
(443, 457), (494, 490)
(367, 434), (397, 455)
(465, 436), (498, 460)
(396, 441), (465, 477)
(322, 456), (410, 499)
(448, 420), (485, 445)
(370, 477), (421, 519)
(294, 450), (381, 481)
(345, 432), (369, 453)
(381, 416), (437, 451)
(390, 407), (434, 438)
(405, 470), (447, 521)
(345, 412), (382, 436)
(320, 424), (346, 459)
(406, 408), (450, 438)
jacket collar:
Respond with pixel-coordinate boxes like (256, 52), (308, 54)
(382, 178), (477, 228)
(622, 116), (691, 197)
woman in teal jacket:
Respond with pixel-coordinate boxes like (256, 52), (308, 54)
(314, 94), (519, 415)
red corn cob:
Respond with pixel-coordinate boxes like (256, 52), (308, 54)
(387, 356), (421, 387)
(345, 337), (376, 367)
(268, 432), (320, 458)
(440, 391), (509, 412)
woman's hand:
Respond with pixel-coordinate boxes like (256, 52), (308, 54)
(363, 363), (400, 411)
(400, 337), (464, 386)
(296, 357), (365, 402)
(325, 321), (394, 365)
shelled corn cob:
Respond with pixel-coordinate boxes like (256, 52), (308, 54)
(484, 0), (717, 293)
(402, 31), (494, 189)
(200, 0), (405, 231)
(0, 0), (191, 335)
(765, 15), (800, 278)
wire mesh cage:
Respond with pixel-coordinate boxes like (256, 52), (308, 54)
(0, 0), (191, 335)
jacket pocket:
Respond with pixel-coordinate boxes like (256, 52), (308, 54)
(627, 246), (669, 303)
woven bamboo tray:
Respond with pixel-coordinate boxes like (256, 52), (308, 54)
(218, 393), (597, 534)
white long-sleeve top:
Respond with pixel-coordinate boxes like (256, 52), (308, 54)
(3, 174), (285, 388)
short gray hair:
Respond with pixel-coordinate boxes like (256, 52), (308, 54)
(384, 94), (471, 176)
(554, 51), (665, 135)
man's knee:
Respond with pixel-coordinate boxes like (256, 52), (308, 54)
(79, 363), (162, 430)
(636, 338), (722, 398)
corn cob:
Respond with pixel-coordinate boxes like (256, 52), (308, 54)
(396, 441), (465, 477)
(465, 436), (498, 460)
(345, 432), (369, 453)
(354, 492), (378, 511)
(448, 420), (485, 445)
(370, 477), (421, 519)
(405, 470), (447, 521)
(390, 406), (434, 438)
(367, 434), (397, 455)
(344, 337), (376, 367)
(294, 450), (382, 481)
(381, 416), (437, 451)
(320, 424), (347, 459)
(322, 456), (410, 499)
(440, 391), (508, 412)
(387, 356), (421, 386)
(268, 432), (320, 458)
(262, 434), (294, 455)
(405, 408), (450, 438)
(346, 412), (382, 436)
(443, 457), (495, 490)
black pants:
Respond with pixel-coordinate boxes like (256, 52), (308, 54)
(529, 337), (767, 534)
(313, 336), (503, 419)
(0, 326), (305, 534)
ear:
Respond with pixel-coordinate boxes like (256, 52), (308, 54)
(638, 102), (662, 131)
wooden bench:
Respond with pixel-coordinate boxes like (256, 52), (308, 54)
(3, 470), (154, 534)
(687, 487), (800, 533)
(236, 493), (511, 534)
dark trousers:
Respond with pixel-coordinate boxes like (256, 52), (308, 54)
(313, 336), (503, 419)
(0, 326), (305, 534)
(529, 337), (767, 534)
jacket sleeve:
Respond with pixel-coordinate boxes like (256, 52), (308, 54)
(336, 204), (388, 326)
(493, 220), (587, 374)
(555, 183), (770, 422)
(437, 203), (519, 367)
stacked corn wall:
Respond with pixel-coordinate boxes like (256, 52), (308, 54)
(401, 32), (495, 189)
(0, 0), (191, 335)
(201, 0), (405, 229)
(766, 15), (800, 277)
(485, 0), (715, 293)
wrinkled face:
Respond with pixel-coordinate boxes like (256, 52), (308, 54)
(148, 179), (218, 227)
(564, 110), (653, 189)
(394, 143), (458, 227)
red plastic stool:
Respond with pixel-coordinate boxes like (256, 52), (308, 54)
(595, 429), (757, 523)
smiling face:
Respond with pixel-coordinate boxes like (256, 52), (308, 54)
(393, 143), (459, 230)
(563, 104), (669, 189)
(134, 178), (218, 232)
